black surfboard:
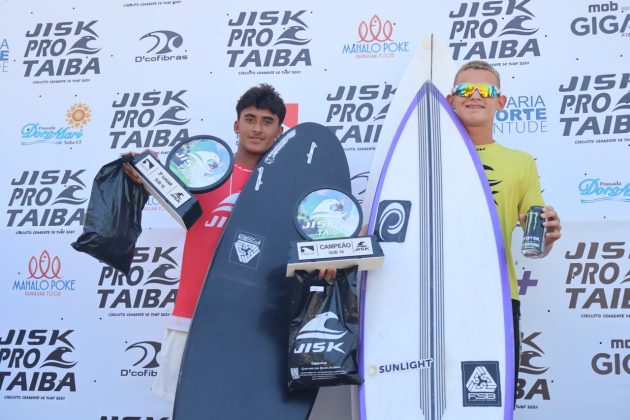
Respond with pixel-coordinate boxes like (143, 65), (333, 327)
(173, 122), (352, 419)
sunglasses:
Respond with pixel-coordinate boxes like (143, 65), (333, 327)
(451, 83), (501, 98)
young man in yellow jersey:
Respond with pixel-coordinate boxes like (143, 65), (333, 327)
(447, 60), (562, 402)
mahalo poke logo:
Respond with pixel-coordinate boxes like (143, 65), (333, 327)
(342, 15), (409, 59)
(448, 0), (541, 62)
(358, 15), (393, 42)
(29, 250), (61, 279)
(13, 250), (76, 296)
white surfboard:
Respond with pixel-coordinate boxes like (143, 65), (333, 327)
(359, 35), (514, 420)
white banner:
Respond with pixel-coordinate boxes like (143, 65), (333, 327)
(1, 0), (628, 419)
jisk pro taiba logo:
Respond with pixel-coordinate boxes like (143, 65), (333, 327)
(565, 241), (630, 312)
(325, 83), (394, 149)
(448, 0), (541, 62)
(559, 73), (630, 143)
(97, 246), (179, 313)
(0, 329), (77, 394)
(109, 90), (190, 150)
(226, 10), (312, 72)
(6, 169), (87, 233)
(23, 21), (101, 80)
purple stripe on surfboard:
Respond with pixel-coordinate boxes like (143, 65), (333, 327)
(358, 81), (513, 420)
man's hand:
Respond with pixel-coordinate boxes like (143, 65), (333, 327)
(518, 205), (562, 256)
(318, 268), (337, 284)
(122, 150), (159, 187)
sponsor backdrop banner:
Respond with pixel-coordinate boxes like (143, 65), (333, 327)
(1, 0), (628, 419)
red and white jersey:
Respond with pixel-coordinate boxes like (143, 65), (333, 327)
(169, 163), (252, 330)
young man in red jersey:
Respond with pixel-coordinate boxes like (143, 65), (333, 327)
(126, 84), (335, 401)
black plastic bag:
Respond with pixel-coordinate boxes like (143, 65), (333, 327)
(71, 155), (149, 276)
(288, 267), (363, 390)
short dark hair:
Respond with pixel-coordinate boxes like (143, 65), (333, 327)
(236, 84), (286, 124)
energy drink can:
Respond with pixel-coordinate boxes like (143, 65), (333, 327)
(521, 206), (545, 258)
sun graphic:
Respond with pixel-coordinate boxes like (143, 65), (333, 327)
(65, 103), (92, 128)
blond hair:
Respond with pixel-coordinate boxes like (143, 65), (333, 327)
(453, 60), (501, 87)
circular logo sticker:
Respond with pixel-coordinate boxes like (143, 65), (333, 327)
(166, 135), (233, 193)
(295, 188), (362, 240)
